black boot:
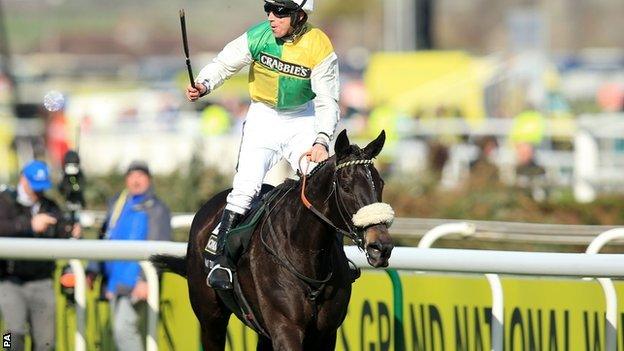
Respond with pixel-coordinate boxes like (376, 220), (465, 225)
(204, 209), (242, 290)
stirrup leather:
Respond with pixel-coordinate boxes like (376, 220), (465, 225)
(204, 233), (219, 255)
(206, 264), (233, 286)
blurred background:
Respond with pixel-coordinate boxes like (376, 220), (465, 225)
(1, 0), (623, 224)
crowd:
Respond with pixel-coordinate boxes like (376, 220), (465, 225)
(0, 158), (171, 351)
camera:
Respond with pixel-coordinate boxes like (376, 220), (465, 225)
(57, 150), (87, 299)
(59, 150), (85, 212)
(46, 150), (86, 238)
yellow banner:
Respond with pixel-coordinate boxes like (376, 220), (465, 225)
(227, 272), (620, 350)
(23, 270), (618, 350)
(358, 272), (617, 350)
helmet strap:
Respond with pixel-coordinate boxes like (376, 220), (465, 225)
(291, 0), (308, 28)
(289, 11), (308, 38)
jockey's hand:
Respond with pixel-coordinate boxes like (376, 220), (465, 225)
(186, 83), (207, 101)
(308, 143), (329, 163)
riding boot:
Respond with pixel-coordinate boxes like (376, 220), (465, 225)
(204, 209), (242, 290)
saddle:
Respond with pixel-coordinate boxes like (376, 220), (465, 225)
(224, 184), (278, 265)
(216, 184), (280, 337)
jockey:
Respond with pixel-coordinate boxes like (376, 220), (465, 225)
(186, 0), (340, 290)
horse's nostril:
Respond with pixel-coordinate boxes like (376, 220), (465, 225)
(367, 242), (383, 251)
(378, 243), (393, 258)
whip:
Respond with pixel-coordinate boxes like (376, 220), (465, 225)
(179, 9), (194, 86)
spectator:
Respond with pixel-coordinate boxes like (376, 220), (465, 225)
(469, 135), (500, 184)
(200, 103), (231, 137)
(427, 140), (449, 181)
(0, 160), (80, 351)
(91, 160), (171, 351)
(509, 106), (545, 146)
(514, 142), (547, 201)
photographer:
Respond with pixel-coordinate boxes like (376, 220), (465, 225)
(0, 160), (80, 351)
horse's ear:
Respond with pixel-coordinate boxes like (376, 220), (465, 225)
(362, 130), (386, 159)
(334, 129), (350, 156)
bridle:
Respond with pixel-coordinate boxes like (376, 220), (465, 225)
(299, 153), (377, 250)
(256, 153), (389, 295)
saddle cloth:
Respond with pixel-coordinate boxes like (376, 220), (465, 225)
(224, 184), (278, 265)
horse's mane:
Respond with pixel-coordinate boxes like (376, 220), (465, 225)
(263, 144), (364, 205)
(266, 157), (331, 199)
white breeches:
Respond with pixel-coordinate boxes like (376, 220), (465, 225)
(225, 101), (317, 214)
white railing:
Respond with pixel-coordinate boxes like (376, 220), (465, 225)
(417, 223), (503, 351)
(3, 238), (624, 351)
(0, 240), (185, 351)
(585, 228), (624, 351)
(67, 259), (86, 351)
(3, 238), (624, 277)
(139, 261), (160, 351)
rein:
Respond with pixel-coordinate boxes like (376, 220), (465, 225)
(258, 185), (333, 289)
(298, 153), (373, 249)
(256, 153), (380, 295)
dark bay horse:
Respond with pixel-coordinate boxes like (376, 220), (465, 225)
(154, 130), (394, 350)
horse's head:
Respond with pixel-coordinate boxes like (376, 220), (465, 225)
(332, 130), (394, 268)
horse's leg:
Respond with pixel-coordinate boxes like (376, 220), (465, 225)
(305, 331), (337, 351)
(199, 314), (230, 351)
(189, 227), (231, 350)
(189, 269), (232, 351)
(268, 323), (305, 351)
(256, 335), (273, 351)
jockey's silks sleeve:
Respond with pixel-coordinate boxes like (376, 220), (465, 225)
(310, 52), (339, 140)
(195, 21), (340, 140)
(195, 34), (253, 93)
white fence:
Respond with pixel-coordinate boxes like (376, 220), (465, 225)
(2, 236), (624, 351)
(415, 223), (624, 351)
(2, 238), (624, 276)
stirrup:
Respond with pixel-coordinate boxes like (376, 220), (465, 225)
(206, 264), (233, 287)
(203, 258), (214, 274)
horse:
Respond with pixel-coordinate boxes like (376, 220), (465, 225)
(153, 130), (394, 350)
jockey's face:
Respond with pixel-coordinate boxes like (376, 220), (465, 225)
(267, 11), (293, 38)
(126, 170), (151, 195)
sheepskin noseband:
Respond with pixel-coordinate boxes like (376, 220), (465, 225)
(352, 202), (395, 228)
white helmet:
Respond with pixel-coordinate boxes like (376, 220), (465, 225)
(295, 0), (313, 13)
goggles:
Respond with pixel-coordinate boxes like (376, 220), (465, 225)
(264, 3), (295, 18)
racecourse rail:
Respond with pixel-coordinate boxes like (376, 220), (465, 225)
(2, 237), (624, 351)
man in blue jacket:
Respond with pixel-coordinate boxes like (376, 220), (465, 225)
(99, 160), (171, 350)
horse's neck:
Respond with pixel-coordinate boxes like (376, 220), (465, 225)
(281, 169), (337, 270)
